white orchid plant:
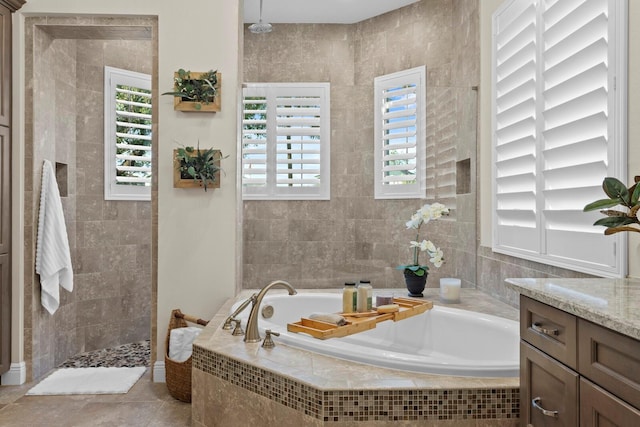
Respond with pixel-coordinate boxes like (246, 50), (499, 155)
(397, 202), (449, 277)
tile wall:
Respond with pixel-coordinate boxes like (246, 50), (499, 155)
(24, 17), (154, 380)
(243, 0), (479, 291)
(243, 0), (591, 308)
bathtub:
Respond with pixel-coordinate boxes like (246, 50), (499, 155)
(231, 292), (519, 377)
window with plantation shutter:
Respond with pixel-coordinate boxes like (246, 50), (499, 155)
(242, 83), (330, 200)
(492, 0), (627, 277)
(374, 66), (426, 199)
(104, 66), (152, 201)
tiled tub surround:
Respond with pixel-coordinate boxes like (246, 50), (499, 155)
(505, 277), (640, 340)
(192, 289), (520, 426)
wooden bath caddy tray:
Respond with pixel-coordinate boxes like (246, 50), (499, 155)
(286, 297), (433, 340)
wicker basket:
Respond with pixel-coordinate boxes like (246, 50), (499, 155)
(165, 308), (208, 403)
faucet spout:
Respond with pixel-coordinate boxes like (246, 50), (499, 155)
(244, 280), (297, 343)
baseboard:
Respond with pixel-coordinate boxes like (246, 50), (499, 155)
(0, 362), (26, 385)
(153, 360), (165, 383)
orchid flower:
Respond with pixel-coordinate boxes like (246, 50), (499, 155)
(398, 203), (449, 276)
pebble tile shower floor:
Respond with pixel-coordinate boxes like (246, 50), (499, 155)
(58, 340), (151, 368)
(0, 341), (191, 426)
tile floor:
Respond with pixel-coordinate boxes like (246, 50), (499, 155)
(0, 342), (190, 426)
(0, 368), (192, 426)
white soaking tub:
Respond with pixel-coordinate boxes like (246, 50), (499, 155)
(231, 292), (519, 377)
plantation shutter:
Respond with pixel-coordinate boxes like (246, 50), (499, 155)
(114, 89), (152, 183)
(104, 66), (152, 201)
(492, 0), (627, 277)
(275, 93), (322, 191)
(374, 66), (426, 199)
(541, 0), (619, 270)
(242, 92), (268, 189)
(493, 0), (538, 252)
(242, 83), (330, 200)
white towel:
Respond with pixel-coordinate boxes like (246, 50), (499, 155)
(35, 160), (73, 314)
(168, 326), (202, 362)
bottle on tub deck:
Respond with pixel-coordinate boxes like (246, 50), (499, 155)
(357, 280), (373, 312)
(342, 282), (357, 313)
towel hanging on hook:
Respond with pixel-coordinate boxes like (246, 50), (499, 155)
(35, 160), (74, 314)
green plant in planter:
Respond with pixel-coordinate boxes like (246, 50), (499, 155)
(175, 144), (226, 191)
(583, 176), (640, 234)
(162, 69), (218, 110)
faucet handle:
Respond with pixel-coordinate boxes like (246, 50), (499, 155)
(231, 318), (244, 336)
(262, 329), (280, 348)
(222, 317), (233, 330)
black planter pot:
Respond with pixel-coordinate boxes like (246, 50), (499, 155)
(404, 270), (427, 297)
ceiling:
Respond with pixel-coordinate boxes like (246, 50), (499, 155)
(243, 0), (420, 24)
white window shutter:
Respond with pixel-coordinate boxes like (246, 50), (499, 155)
(275, 92), (323, 193)
(492, 0), (627, 277)
(104, 66), (152, 201)
(493, 0), (538, 253)
(374, 66), (426, 199)
(242, 93), (268, 190)
(541, 0), (620, 272)
(242, 83), (330, 200)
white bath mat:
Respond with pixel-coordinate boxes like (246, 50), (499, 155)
(26, 367), (146, 395)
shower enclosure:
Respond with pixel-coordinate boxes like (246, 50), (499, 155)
(24, 16), (156, 380)
(241, 0), (479, 293)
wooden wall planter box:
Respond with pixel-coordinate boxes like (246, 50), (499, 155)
(173, 149), (221, 190)
(172, 71), (221, 113)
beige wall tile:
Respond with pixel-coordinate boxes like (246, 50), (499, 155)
(242, 0), (478, 290)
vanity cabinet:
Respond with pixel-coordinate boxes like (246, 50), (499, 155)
(0, 0), (24, 378)
(519, 295), (640, 426)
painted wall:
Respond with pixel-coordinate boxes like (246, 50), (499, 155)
(11, 0), (240, 376)
(478, 0), (640, 299)
(628, 2), (640, 278)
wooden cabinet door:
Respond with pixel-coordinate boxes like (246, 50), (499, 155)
(578, 319), (640, 410)
(0, 125), (8, 254)
(0, 253), (9, 375)
(0, 3), (9, 127)
(0, 123), (7, 376)
(521, 341), (579, 426)
(580, 378), (640, 426)
(0, 126), (7, 376)
(0, 0), (16, 378)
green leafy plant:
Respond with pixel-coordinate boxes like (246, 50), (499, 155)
(583, 176), (640, 235)
(396, 203), (449, 276)
(162, 69), (218, 111)
(175, 144), (226, 191)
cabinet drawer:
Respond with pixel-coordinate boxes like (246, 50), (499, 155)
(520, 341), (579, 426)
(578, 318), (640, 409)
(521, 295), (578, 369)
(580, 378), (640, 426)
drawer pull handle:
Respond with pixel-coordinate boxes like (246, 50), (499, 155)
(532, 397), (558, 418)
(532, 322), (559, 336)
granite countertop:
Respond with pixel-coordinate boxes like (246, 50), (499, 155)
(505, 277), (640, 341)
